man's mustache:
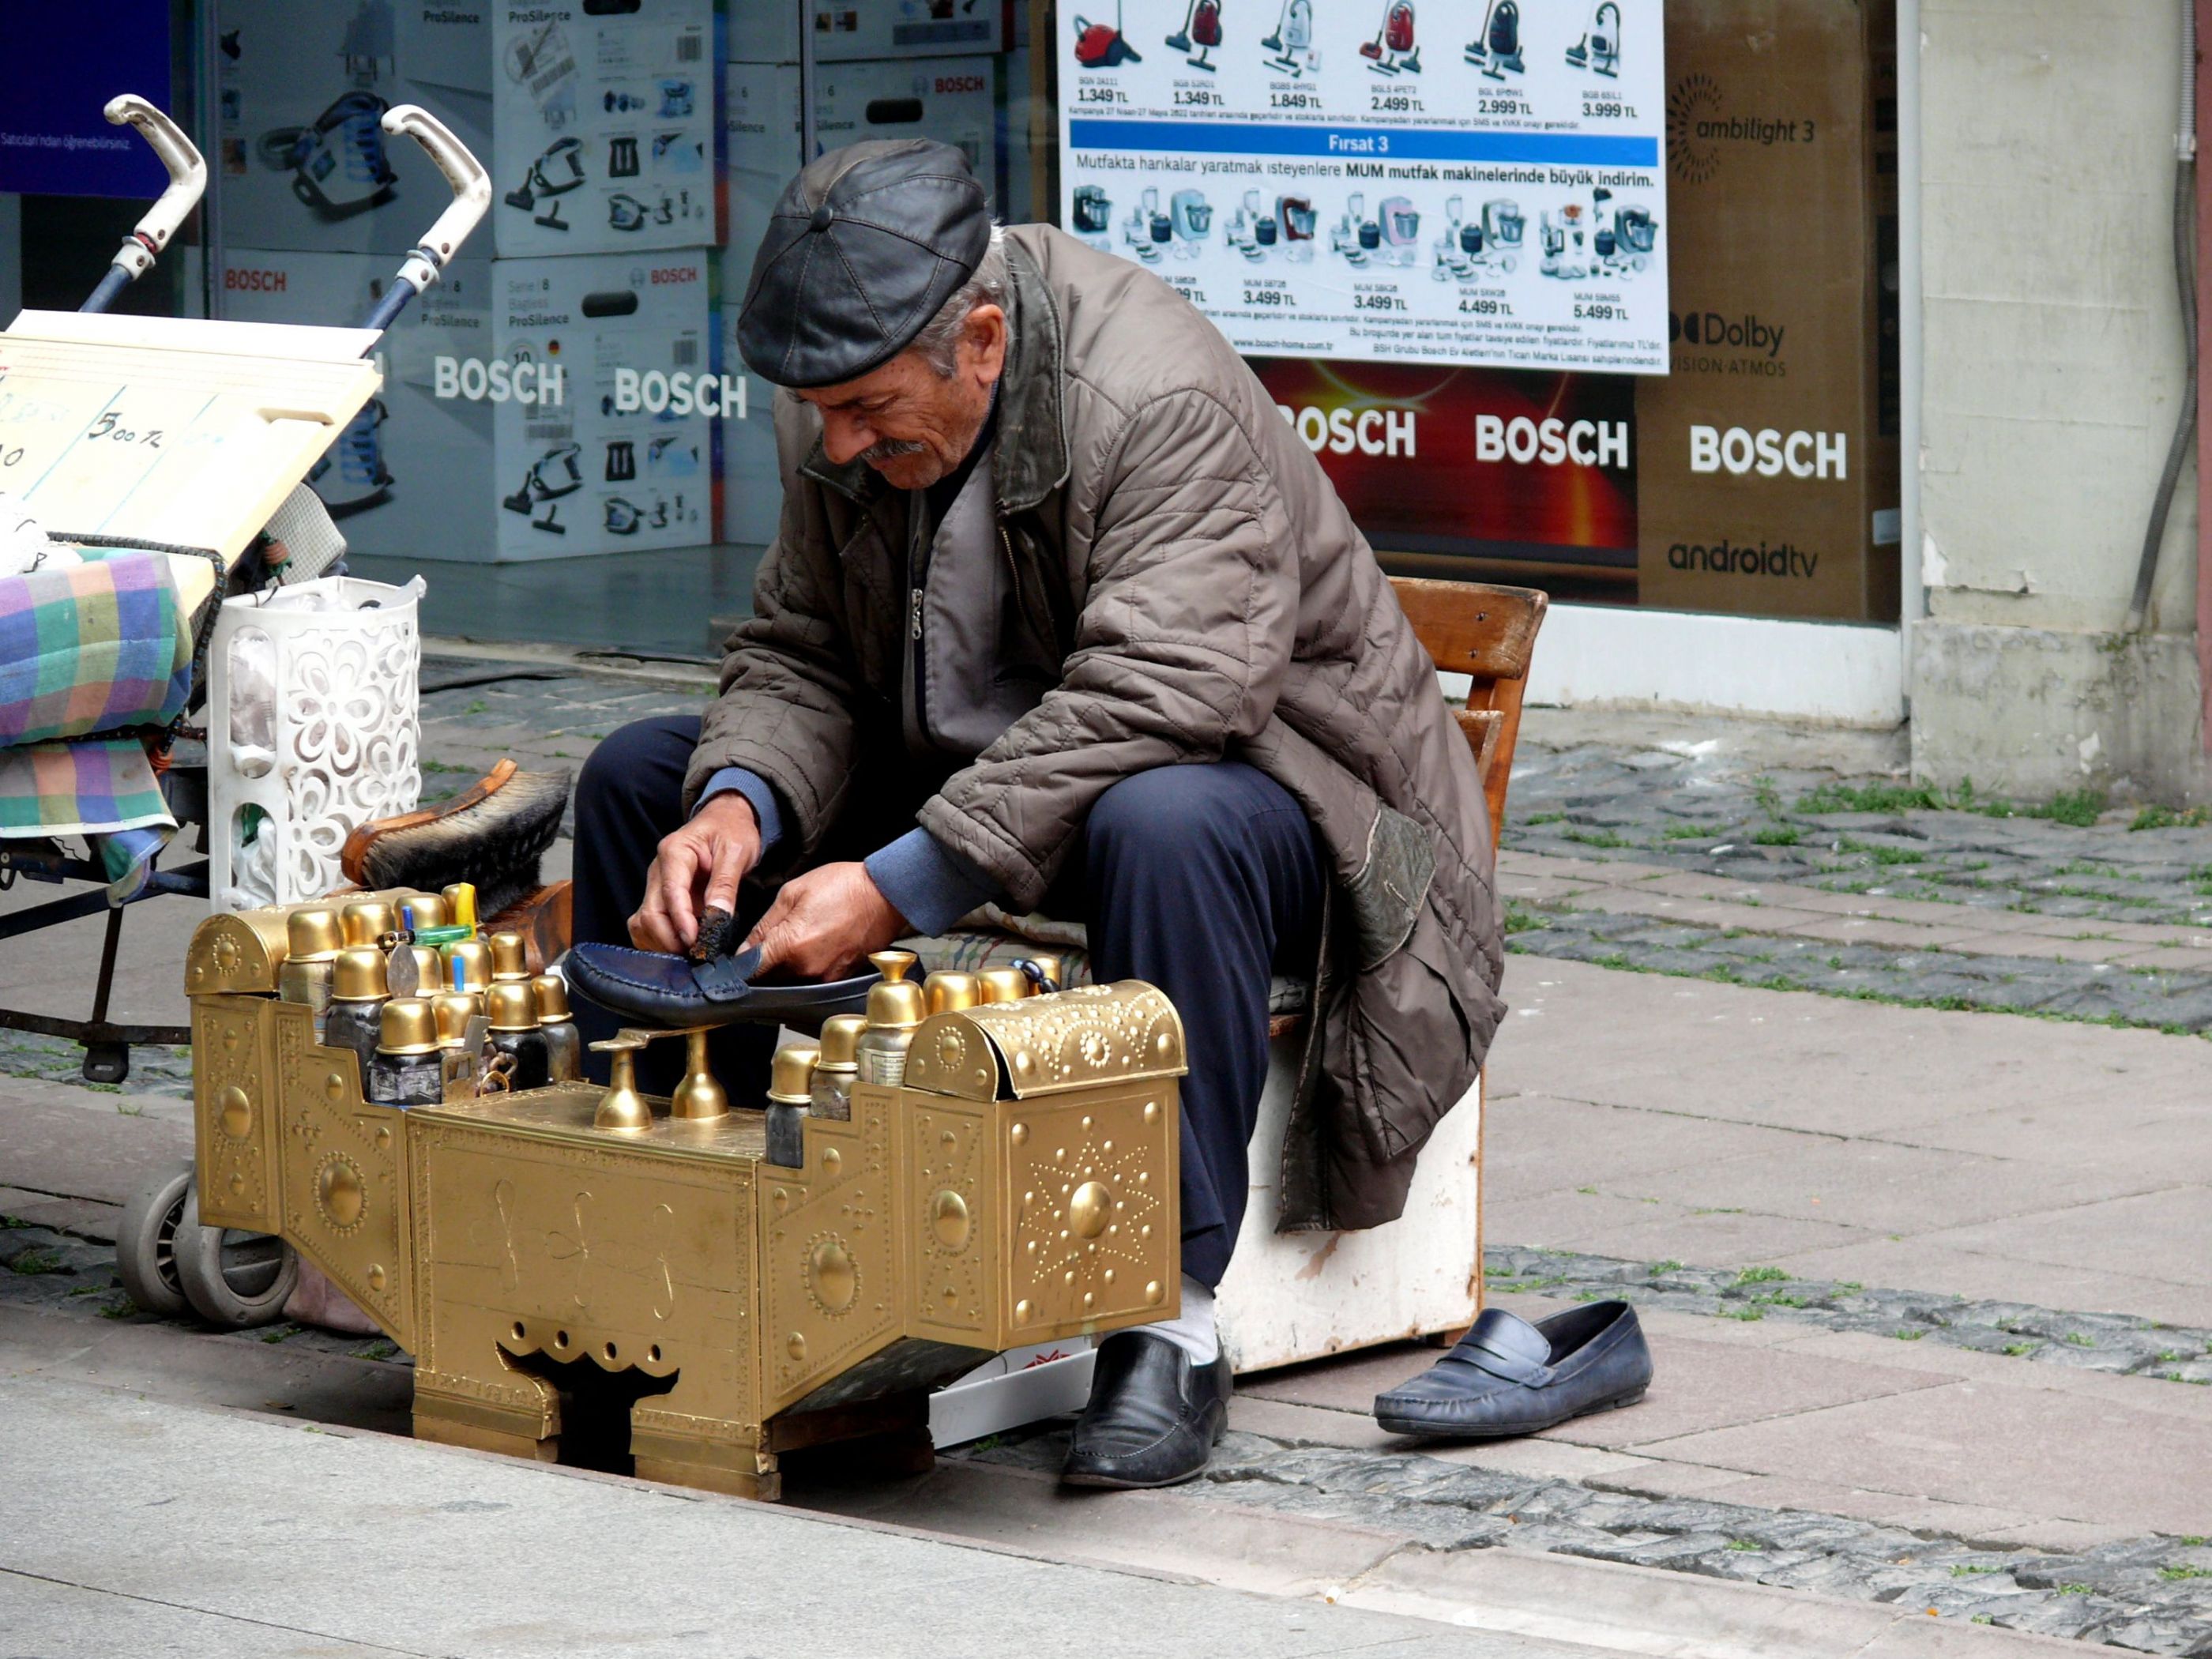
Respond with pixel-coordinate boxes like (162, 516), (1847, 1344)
(860, 437), (930, 466)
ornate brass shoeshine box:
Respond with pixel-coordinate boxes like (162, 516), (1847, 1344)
(186, 901), (1183, 1499)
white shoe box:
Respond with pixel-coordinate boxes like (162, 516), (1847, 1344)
(717, 53), (999, 544)
(215, 245), (721, 562)
(730, 0), (1003, 65)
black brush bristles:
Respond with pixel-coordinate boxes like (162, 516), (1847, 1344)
(359, 768), (572, 920)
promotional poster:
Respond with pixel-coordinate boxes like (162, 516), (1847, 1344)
(1059, 0), (1669, 373)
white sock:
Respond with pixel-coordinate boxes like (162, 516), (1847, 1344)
(1143, 1273), (1219, 1364)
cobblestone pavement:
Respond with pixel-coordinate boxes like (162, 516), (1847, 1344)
(962, 1425), (2212, 1654)
(1483, 1247), (2212, 1386)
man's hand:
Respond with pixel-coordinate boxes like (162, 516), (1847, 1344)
(745, 862), (906, 980)
(630, 792), (762, 954)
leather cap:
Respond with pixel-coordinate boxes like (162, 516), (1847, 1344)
(737, 138), (991, 389)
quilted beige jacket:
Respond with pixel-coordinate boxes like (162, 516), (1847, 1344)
(690, 224), (1504, 1230)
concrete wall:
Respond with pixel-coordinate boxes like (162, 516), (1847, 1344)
(1913, 0), (2205, 800)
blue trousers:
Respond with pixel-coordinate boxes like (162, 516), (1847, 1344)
(570, 715), (1326, 1287)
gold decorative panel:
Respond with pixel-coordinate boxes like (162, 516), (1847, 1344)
(905, 1099), (993, 1344)
(1003, 1085), (1180, 1342)
(183, 912), (289, 997)
(904, 980), (1187, 1100)
(761, 1097), (900, 1417)
(192, 996), (277, 1233)
(271, 1002), (414, 1349)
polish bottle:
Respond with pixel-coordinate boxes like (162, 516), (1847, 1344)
(431, 991), (483, 1094)
(532, 973), (582, 1083)
(765, 1041), (819, 1168)
(976, 965), (1035, 1006)
(322, 946), (390, 1093)
(924, 970), (983, 1018)
(855, 950), (926, 1086)
(276, 908), (343, 1025)
(339, 898), (397, 950)
(367, 999), (445, 1107)
(400, 893), (449, 934)
(485, 981), (551, 1091)
(444, 939), (494, 1005)
(489, 931), (532, 984)
(809, 1014), (867, 1121)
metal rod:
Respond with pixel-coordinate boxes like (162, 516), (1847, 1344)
(798, 0), (818, 162)
(1895, 0), (1924, 698)
(86, 905), (126, 1028)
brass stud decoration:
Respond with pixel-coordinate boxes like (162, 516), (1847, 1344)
(931, 1189), (971, 1252)
(315, 1154), (367, 1233)
(217, 1085), (254, 1141)
(807, 1236), (858, 1316)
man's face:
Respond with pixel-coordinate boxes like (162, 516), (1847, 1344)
(795, 302), (1007, 491)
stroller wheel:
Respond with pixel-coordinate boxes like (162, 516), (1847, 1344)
(172, 1183), (298, 1329)
(116, 1161), (195, 1318)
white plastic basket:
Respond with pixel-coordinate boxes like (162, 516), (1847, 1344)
(208, 575), (423, 911)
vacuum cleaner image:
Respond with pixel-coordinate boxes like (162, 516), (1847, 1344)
(1169, 189), (1213, 259)
(1165, 0), (1224, 70)
(1072, 0), (1142, 66)
(1360, 1), (1420, 74)
(1565, 1), (1622, 76)
(1123, 186), (1172, 263)
(306, 396), (393, 518)
(502, 441), (583, 535)
(1261, 0), (1319, 76)
(503, 136), (585, 231)
(1467, 0), (1525, 78)
(258, 90), (398, 220)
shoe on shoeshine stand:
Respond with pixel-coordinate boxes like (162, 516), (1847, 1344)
(1062, 1330), (1233, 1488)
(563, 939), (878, 1028)
(1372, 1300), (1652, 1439)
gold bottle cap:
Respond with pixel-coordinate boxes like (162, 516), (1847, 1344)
(445, 939), (493, 995)
(531, 973), (573, 1023)
(977, 965), (1033, 1004)
(400, 892), (448, 932)
(486, 981), (540, 1033)
(1021, 953), (1063, 990)
(816, 1014), (867, 1070)
(865, 950), (926, 1030)
(378, 998), (440, 1055)
(766, 1041), (821, 1104)
(924, 969), (983, 1015)
(285, 907), (343, 962)
(408, 946), (444, 991)
(340, 899), (397, 947)
(330, 946), (390, 1003)
(443, 882), (478, 935)
(431, 991), (480, 1045)
(489, 931), (530, 981)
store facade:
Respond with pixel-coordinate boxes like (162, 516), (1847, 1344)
(0, 2), (2203, 799)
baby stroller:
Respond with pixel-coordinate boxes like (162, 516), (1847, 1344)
(0, 97), (488, 1088)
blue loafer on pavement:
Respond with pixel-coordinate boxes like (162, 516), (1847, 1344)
(1373, 1300), (1653, 1439)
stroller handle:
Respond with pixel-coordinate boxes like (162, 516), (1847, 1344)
(79, 96), (206, 312)
(360, 105), (491, 335)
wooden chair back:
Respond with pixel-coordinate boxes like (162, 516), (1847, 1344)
(1388, 577), (1549, 852)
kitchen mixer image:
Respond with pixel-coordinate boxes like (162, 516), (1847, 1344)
(1122, 185), (1172, 263)
(1431, 195), (1522, 280)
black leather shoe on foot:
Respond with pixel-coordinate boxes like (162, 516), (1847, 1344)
(1062, 1330), (1232, 1488)
(1373, 1300), (1653, 1440)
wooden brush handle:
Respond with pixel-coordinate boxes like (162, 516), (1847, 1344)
(339, 757), (517, 884)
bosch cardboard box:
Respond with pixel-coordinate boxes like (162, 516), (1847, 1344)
(214, 246), (497, 557)
(213, 0), (494, 255)
(718, 54), (999, 543)
(492, 248), (721, 559)
(729, 0), (1003, 64)
(1634, 0), (1901, 623)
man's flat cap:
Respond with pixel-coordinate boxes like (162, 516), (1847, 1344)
(738, 139), (991, 389)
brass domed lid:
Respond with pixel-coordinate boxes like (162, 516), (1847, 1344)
(977, 965), (1033, 1004)
(816, 1014), (867, 1070)
(340, 898), (396, 947)
(408, 946), (444, 991)
(531, 972), (573, 1022)
(924, 970), (982, 1015)
(486, 980), (540, 1033)
(285, 907), (343, 962)
(767, 1041), (821, 1104)
(431, 991), (480, 1045)
(378, 998), (440, 1055)
(489, 931), (530, 981)
(400, 892), (448, 932)
(865, 950), (926, 1029)
(445, 939), (492, 994)
(330, 946), (389, 1003)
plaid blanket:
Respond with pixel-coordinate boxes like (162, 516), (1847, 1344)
(0, 550), (194, 840)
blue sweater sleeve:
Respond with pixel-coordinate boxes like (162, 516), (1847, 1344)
(694, 766), (784, 854)
(865, 827), (1005, 937)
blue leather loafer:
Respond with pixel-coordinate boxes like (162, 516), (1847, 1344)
(563, 942), (878, 1029)
(1372, 1301), (1653, 1439)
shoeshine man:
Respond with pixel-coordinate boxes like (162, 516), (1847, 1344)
(571, 139), (1507, 1488)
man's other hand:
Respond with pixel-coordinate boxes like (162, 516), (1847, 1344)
(630, 792), (761, 954)
(745, 862), (905, 980)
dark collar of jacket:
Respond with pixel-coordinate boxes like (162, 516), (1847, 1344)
(796, 231), (1071, 515)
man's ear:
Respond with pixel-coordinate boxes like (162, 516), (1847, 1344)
(963, 303), (1009, 383)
